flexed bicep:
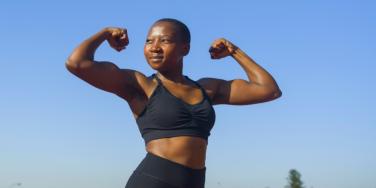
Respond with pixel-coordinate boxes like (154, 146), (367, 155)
(65, 27), (145, 101)
(199, 77), (281, 105)
(66, 60), (143, 101)
(220, 79), (281, 105)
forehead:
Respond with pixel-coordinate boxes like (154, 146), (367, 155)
(147, 22), (179, 38)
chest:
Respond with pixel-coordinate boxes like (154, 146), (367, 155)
(161, 82), (205, 105)
(139, 86), (216, 128)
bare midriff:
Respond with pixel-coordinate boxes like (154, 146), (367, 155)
(145, 136), (207, 170)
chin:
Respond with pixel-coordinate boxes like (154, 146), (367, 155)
(147, 61), (165, 71)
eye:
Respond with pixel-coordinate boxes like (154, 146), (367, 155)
(161, 38), (171, 43)
(145, 39), (153, 44)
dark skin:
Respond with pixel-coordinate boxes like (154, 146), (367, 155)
(66, 21), (282, 169)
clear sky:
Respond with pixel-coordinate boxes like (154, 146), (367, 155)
(1, 0), (375, 188)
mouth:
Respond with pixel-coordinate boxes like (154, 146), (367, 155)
(149, 55), (164, 61)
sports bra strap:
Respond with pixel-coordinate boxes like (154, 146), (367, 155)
(153, 73), (162, 84)
(184, 76), (203, 90)
(184, 76), (211, 102)
(152, 73), (211, 103)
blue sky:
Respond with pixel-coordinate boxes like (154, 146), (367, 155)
(1, 0), (375, 188)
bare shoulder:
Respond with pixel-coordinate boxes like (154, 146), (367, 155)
(116, 70), (156, 101)
(196, 77), (226, 104)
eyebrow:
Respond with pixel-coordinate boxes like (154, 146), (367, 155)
(148, 34), (173, 38)
(147, 35), (179, 41)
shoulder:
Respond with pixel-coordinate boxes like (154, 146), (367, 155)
(116, 71), (157, 101)
(196, 77), (227, 102)
(197, 77), (220, 90)
(131, 71), (156, 90)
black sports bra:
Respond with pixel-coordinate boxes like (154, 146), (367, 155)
(136, 73), (216, 144)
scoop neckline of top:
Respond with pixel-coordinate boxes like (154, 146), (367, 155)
(152, 73), (206, 106)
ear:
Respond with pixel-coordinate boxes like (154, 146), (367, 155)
(182, 43), (190, 56)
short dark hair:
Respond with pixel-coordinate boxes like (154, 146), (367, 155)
(155, 18), (191, 44)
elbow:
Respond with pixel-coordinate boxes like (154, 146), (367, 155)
(65, 58), (80, 75)
(264, 88), (282, 101)
(273, 89), (282, 99)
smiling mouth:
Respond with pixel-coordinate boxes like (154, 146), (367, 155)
(150, 56), (164, 60)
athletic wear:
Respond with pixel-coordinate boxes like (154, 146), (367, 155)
(125, 152), (206, 188)
(136, 73), (216, 144)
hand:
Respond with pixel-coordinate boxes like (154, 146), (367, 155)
(104, 27), (129, 52)
(209, 38), (238, 59)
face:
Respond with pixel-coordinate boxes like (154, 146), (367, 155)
(144, 22), (189, 71)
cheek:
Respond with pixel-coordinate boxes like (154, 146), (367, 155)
(143, 46), (149, 57)
(163, 47), (177, 56)
(143, 45), (147, 53)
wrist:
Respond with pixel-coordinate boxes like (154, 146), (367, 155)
(223, 39), (237, 55)
(100, 27), (111, 40)
(229, 44), (239, 56)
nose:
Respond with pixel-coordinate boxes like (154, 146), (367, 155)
(149, 41), (162, 52)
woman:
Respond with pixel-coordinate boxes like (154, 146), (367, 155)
(65, 18), (282, 188)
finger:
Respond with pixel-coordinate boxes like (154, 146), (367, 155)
(109, 41), (124, 51)
(114, 29), (125, 39)
(109, 38), (120, 47)
(211, 54), (221, 59)
(118, 37), (129, 47)
(215, 42), (226, 49)
(209, 39), (225, 55)
(210, 50), (221, 59)
(209, 46), (216, 53)
(210, 44), (224, 52)
(210, 41), (224, 50)
(120, 31), (129, 46)
(116, 46), (125, 52)
(114, 34), (127, 47)
(124, 36), (129, 46)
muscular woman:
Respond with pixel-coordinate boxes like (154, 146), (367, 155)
(65, 18), (282, 188)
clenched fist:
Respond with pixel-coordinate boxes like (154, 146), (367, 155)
(105, 27), (129, 52)
(209, 38), (238, 59)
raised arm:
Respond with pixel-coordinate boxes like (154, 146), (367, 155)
(65, 27), (147, 101)
(199, 38), (282, 105)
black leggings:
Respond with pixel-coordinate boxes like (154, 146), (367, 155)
(125, 152), (206, 188)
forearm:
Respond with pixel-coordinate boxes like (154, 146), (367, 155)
(66, 28), (109, 68)
(231, 48), (281, 91)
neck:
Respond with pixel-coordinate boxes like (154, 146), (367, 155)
(157, 71), (186, 84)
(157, 60), (186, 84)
